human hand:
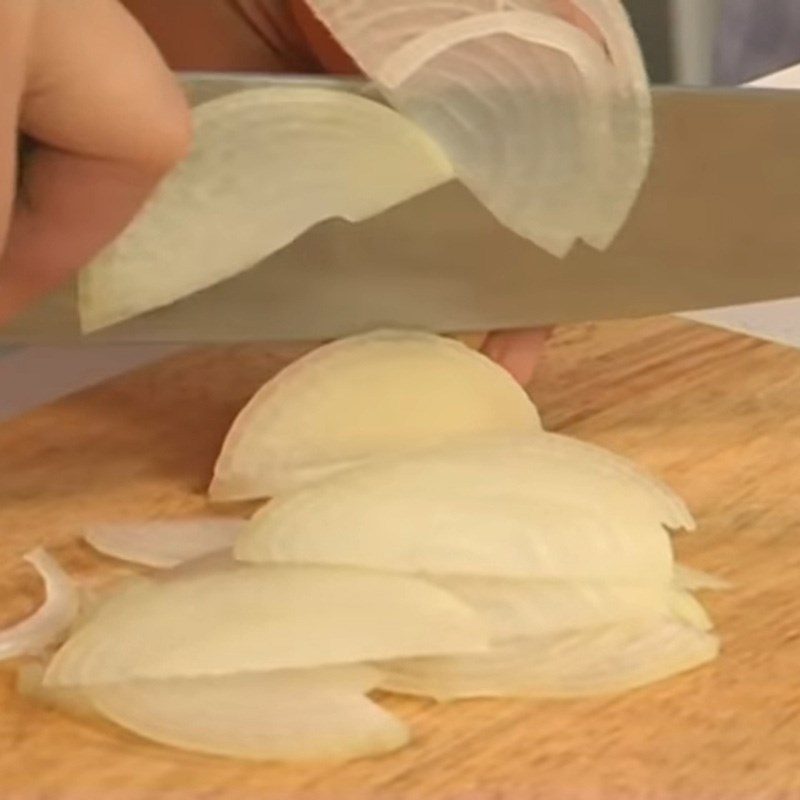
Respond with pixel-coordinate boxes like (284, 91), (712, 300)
(0, 0), (191, 326)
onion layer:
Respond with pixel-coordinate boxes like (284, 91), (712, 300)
(211, 330), (541, 501)
(304, 0), (652, 253)
(235, 434), (687, 583)
(44, 564), (488, 687)
(0, 550), (79, 662)
(86, 666), (408, 762)
(84, 518), (244, 569)
(79, 88), (453, 332)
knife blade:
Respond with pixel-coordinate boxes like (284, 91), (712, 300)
(3, 75), (800, 344)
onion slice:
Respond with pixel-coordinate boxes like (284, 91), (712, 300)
(674, 564), (731, 592)
(304, 0), (652, 252)
(235, 434), (686, 583)
(84, 519), (244, 569)
(380, 619), (719, 700)
(78, 87), (453, 332)
(435, 576), (676, 641)
(211, 330), (541, 501)
(0, 549), (79, 662)
(44, 564), (488, 687)
(86, 666), (408, 762)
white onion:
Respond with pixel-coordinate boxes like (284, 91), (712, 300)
(235, 434), (685, 583)
(85, 666), (408, 762)
(79, 88), (453, 332)
(211, 330), (541, 501)
(0, 549), (79, 662)
(669, 589), (714, 632)
(434, 576), (675, 641)
(304, 0), (651, 252)
(20, 660), (409, 761)
(44, 564), (488, 687)
(84, 518), (244, 569)
(379, 619), (719, 700)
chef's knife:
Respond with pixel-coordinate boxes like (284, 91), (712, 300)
(3, 74), (800, 343)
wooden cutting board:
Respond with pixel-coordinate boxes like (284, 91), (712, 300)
(1, 316), (799, 800)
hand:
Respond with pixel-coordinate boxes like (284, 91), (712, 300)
(0, 0), (191, 326)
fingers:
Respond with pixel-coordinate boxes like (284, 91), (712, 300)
(481, 328), (554, 386)
(0, 4), (35, 250)
(0, 0), (191, 324)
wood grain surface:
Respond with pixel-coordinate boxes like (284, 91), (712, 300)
(1, 316), (799, 800)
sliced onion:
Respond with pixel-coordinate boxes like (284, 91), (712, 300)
(669, 589), (713, 633)
(674, 564), (731, 592)
(85, 666), (408, 762)
(211, 330), (541, 501)
(84, 519), (244, 569)
(435, 576), (674, 641)
(379, 619), (719, 700)
(78, 87), (453, 332)
(44, 564), (488, 687)
(564, 0), (653, 248)
(0, 549), (79, 662)
(304, 0), (651, 252)
(235, 434), (685, 583)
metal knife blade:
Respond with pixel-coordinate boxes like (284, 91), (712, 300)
(3, 75), (800, 344)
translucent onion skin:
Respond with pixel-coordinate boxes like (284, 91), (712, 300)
(304, 0), (653, 253)
(83, 519), (244, 569)
(0, 549), (79, 662)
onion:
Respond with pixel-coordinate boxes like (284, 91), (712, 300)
(674, 564), (731, 592)
(83, 518), (244, 569)
(565, 0), (653, 248)
(379, 619), (719, 700)
(434, 576), (675, 641)
(0, 549), (79, 662)
(235, 434), (685, 583)
(79, 88), (453, 332)
(303, 0), (652, 253)
(210, 330), (541, 501)
(669, 589), (714, 632)
(44, 564), (488, 687)
(20, 660), (408, 761)
(85, 666), (408, 762)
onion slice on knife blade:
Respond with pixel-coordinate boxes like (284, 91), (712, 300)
(83, 518), (244, 569)
(303, 0), (652, 252)
(379, 619), (719, 700)
(44, 564), (488, 687)
(235, 434), (686, 583)
(78, 87), (453, 332)
(0, 549), (79, 662)
(211, 330), (541, 500)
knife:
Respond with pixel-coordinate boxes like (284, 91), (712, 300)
(3, 74), (800, 344)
